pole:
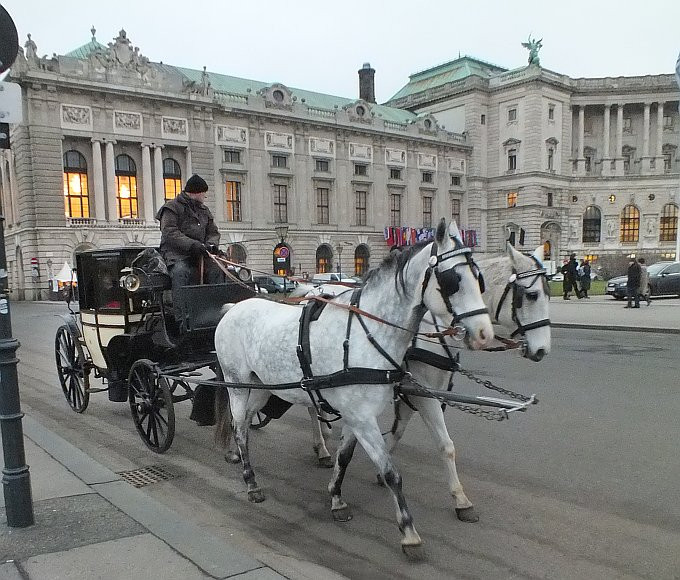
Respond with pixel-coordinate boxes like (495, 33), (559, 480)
(0, 214), (34, 527)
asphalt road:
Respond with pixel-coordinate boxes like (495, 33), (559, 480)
(10, 302), (680, 579)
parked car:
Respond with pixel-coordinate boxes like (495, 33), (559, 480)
(310, 272), (358, 286)
(254, 275), (295, 293)
(606, 261), (680, 299)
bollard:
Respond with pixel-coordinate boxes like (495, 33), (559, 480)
(0, 214), (34, 527)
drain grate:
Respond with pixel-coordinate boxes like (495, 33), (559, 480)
(118, 465), (176, 488)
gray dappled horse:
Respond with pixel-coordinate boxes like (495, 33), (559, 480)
(213, 220), (493, 555)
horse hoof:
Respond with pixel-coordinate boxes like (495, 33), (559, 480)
(376, 473), (385, 486)
(401, 543), (424, 560)
(224, 451), (240, 464)
(248, 489), (266, 503)
(317, 456), (334, 469)
(455, 506), (479, 523)
(331, 506), (353, 522)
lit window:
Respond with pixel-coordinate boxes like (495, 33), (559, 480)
(316, 187), (329, 224)
(507, 191), (518, 208)
(354, 245), (369, 276)
(422, 196), (432, 228)
(316, 245), (332, 273)
(660, 203), (678, 242)
(620, 205), (640, 242)
(273, 184), (287, 223)
(224, 150), (241, 163)
(390, 193), (401, 226)
(354, 163), (368, 176)
(389, 168), (402, 180)
(272, 155), (287, 168)
(451, 198), (461, 225)
(582, 205), (601, 243)
(63, 151), (89, 218)
(422, 171), (433, 183)
(162, 158), (182, 201)
(508, 108), (517, 122)
(115, 154), (138, 219)
(225, 181), (241, 222)
(315, 159), (329, 172)
(355, 190), (367, 226)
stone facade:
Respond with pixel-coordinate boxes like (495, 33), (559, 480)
(2, 30), (469, 299)
(387, 60), (680, 272)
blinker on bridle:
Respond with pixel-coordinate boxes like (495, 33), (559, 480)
(421, 241), (488, 324)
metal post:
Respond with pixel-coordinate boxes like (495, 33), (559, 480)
(0, 215), (34, 527)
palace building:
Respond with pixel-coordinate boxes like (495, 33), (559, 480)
(3, 29), (679, 298)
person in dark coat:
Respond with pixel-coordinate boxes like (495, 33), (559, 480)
(156, 174), (224, 320)
(625, 257), (642, 308)
(562, 253), (581, 300)
(560, 259), (572, 299)
(580, 260), (592, 298)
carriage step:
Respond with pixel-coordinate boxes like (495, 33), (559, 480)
(118, 465), (176, 488)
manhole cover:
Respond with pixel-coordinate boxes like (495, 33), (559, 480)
(118, 465), (176, 488)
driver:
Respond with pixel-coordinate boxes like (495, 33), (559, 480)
(156, 174), (224, 320)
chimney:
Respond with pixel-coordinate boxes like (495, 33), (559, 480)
(358, 62), (376, 104)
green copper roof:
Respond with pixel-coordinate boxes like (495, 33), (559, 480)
(65, 39), (106, 59)
(389, 56), (507, 101)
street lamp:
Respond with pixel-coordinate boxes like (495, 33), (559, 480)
(336, 244), (343, 279)
(274, 225), (289, 292)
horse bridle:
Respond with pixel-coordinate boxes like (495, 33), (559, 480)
(421, 241), (488, 325)
(494, 256), (551, 338)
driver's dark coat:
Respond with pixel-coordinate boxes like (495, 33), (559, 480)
(156, 192), (220, 265)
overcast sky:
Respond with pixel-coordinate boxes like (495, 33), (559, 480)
(4, 0), (680, 102)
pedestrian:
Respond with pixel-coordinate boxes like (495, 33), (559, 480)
(624, 257), (642, 308)
(638, 257), (651, 306)
(562, 253), (581, 300)
(580, 260), (592, 298)
(560, 259), (572, 300)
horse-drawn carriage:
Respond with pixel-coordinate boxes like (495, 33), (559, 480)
(54, 246), (255, 452)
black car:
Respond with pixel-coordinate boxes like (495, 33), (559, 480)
(606, 261), (680, 299)
(254, 275), (294, 293)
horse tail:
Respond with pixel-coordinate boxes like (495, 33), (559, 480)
(214, 387), (233, 448)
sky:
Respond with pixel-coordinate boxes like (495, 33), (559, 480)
(4, 0), (680, 103)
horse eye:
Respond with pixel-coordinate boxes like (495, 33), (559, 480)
(526, 291), (539, 302)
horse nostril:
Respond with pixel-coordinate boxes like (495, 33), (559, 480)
(533, 349), (546, 361)
(479, 329), (488, 342)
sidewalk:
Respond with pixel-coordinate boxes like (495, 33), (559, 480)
(549, 295), (680, 333)
(1, 416), (344, 580)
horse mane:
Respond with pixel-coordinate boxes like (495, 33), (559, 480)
(363, 241), (430, 296)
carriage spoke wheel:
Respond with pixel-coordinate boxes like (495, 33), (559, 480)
(128, 359), (175, 453)
(55, 325), (90, 413)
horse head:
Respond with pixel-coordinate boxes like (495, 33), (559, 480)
(505, 243), (552, 361)
(420, 219), (494, 350)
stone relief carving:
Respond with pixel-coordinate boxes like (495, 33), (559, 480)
(349, 143), (372, 161)
(61, 104), (92, 126)
(418, 153), (437, 170)
(385, 148), (406, 166)
(569, 220), (579, 239)
(114, 111), (141, 131)
(447, 157), (466, 173)
(265, 131), (293, 151)
(309, 138), (334, 157)
(216, 125), (248, 147)
(645, 217), (656, 236)
(606, 219), (616, 238)
(162, 116), (187, 137)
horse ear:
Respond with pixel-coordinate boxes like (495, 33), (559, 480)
(448, 220), (461, 242)
(506, 241), (522, 264)
(435, 218), (447, 243)
(531, 245), (544, 263)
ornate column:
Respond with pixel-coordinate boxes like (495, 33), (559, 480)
(602, 105), (611, 176)
(656, 102), (665, 174)
(185, 147), (192, 178)
(576, 105), (585, 175)
(615, 104), (624, 176)
(141, 144), (154, 223)
(90, 139), (106, 221)
(641, 102), (652, 173)
(105, 140), (117, 221)
(153, 145), (165, 212)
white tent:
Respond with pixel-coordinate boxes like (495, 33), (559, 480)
(53, 262), (76, 290)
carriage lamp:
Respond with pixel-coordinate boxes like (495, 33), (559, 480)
(120, 270), (141, 292)
(236, 267), (252, 282)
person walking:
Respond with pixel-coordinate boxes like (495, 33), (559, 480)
(563, 253), (581, 300)
(560, 259), (572, 300)
(580, 260), (592, 298)
(625, 257), (642, 308)
(638, 257), (651, 306)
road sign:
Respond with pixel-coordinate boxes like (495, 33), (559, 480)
(0, 5), (19, 75)
(0, 81), (23, 124)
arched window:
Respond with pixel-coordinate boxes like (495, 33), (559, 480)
(582, 206), (601, 243)
(226, 243), (247, 264)
(354, 245), (370, 276)
(316, 245), (332, 274)
(163, 158), (182, 201)
(63, 151), (89, 218)
(660, 203), (679, 242)
(620, 204), (640, 243)
(115, 154), (138, 219)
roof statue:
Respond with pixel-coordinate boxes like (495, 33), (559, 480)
(522, 35), (542, 66)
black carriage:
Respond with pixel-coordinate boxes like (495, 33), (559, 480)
(55, 247), (255, 453)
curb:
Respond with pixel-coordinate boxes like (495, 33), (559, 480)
(552, 323), (680, 334)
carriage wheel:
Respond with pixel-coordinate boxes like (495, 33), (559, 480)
(55, 325), (90, 413)
(128, 359), (175, 454)
(250, 412), (272, 430)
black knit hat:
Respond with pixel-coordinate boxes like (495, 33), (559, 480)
(184, 174), (208, 193)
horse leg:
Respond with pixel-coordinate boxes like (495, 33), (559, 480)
(412, 397), (477, 522)
(351, 418), (422, 556)
(308, 407), (333, 468)
(327, 424), (357, 521)
(377, 400), (417, 485)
